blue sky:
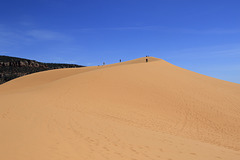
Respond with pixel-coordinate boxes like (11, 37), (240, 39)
(0, 0), (240, 83)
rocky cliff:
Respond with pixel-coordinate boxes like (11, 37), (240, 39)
(0, 55), (84, 84)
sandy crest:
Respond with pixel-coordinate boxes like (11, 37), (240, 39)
(0, 57), (240, 160)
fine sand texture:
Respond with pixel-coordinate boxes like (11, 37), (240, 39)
(0, 57), (240, 160)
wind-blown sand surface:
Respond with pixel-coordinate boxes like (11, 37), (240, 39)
(0, 57), (240, 160)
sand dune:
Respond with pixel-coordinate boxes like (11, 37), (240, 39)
(0, 57), (240, 160)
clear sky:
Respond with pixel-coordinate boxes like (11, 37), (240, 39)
(0, 0), (240, 83)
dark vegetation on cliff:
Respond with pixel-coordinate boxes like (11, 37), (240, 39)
(0, 55), (84, 84)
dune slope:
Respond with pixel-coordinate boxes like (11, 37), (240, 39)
(0, 57), (240, 160)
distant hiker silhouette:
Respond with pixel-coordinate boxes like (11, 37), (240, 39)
(146, 58), (148, 63)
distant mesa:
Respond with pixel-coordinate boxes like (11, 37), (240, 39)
(0, 55), (84, 84)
